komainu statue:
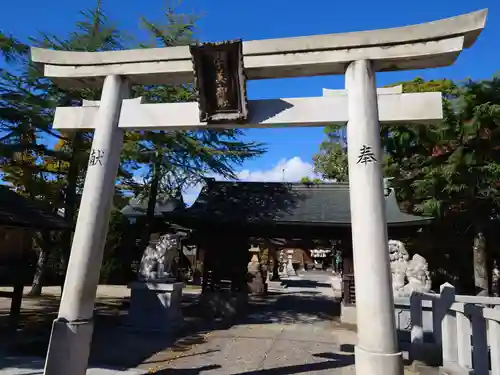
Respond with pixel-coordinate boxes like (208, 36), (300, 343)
(388, 240), (431, 297)
(138, 233), (180, 282)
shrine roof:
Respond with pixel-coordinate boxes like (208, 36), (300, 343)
(121, 195), (185, 217)
(164, 179), (432, 228)
(0, 186), (69, 230)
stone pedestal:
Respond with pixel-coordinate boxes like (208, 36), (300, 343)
(341, 303), (357, 325)
(127, 281), (183, 333)
(330, 274), (343, 299)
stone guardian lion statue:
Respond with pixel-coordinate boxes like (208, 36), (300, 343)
(138, 233), (180, 282)
(388, 240), (432, 297)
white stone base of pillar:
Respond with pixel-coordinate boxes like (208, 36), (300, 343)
(43, 318), (94, 375)
(355, 345), (403, 375)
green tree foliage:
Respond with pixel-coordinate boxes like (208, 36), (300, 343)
(0, 0), (132, 294)
(313, 79), (458, 182)
(0, 32), (28, 62)
(386, 77), (500, 294)
(0, 0), (266, 294)
(123, 5), (265, 246)
(312, 77), (500, 294)
(313, 124), (348, 182)
(300, 177), (322, 185)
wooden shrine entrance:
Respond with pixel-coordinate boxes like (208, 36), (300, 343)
(164, 179), (431, 316)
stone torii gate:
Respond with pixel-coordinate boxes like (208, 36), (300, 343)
(31, 9), (486, 375)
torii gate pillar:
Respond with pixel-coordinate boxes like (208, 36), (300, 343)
(43, 75), (129, 375)
(346, 59), (401, 373)
(31, 9), (487, 375)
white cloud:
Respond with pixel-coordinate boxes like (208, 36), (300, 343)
(182, 187), (203, 206)
(181, 157), (320, 206)
(236, 156), (319, 182)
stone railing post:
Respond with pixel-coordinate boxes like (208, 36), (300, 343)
(440, 283), (458, 367)
(455, 304), (472, 370)
(490, 306), (500, 375)
(466, 304), (489, 375)
(432, 298), (442, 345)
(410, 293), (424, 361)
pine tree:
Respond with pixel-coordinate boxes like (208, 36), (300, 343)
(124, 3), (266, 248)
(0, 0), (267, 293)
(0, 32), (28, 62)
(0, 0), (131, 295)
(312, 77), (500, 294)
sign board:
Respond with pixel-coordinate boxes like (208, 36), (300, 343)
(190, 40), (248, 123)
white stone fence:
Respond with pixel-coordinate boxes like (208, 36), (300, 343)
(410, 283), (500, 375)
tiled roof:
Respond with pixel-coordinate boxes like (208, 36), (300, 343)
(121, 190), (185, 217)
(0, 186), (68, 230)
(165, 180), (432, 227)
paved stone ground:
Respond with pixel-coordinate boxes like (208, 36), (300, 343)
(0, 285), (201, 304)
(0, 271), (425, 374)
(139, 271), (358, 374)
(144, 315), (358, 374)
(0, 358), (146, 375)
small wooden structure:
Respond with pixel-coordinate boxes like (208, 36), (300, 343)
(0, 186), (68, 330)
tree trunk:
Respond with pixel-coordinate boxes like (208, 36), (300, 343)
(60, 133), (82, 293)
(139, 159), (161, 251)
(28, 243), (50, 296)
(473, 228), (489, 295)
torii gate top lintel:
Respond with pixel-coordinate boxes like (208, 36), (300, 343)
(31, 9), (487, 89)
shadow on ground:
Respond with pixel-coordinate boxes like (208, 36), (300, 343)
(281, 279), (332, 289)
(1, 286), (343, 371)
(150, 352), (354, 374)
(244, 291), (340, 324)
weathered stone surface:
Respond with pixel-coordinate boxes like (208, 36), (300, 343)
(138, 233), (180, 282)
(31, 10), (487, 87)
(247, 250), (266, 295)
(330, 274), (342, 298)
(52, 92), (444, 131)
(389, 240), (432, 298)
(127, 281), (183, 333)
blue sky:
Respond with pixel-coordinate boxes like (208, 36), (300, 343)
(1, 0), (499, 200)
